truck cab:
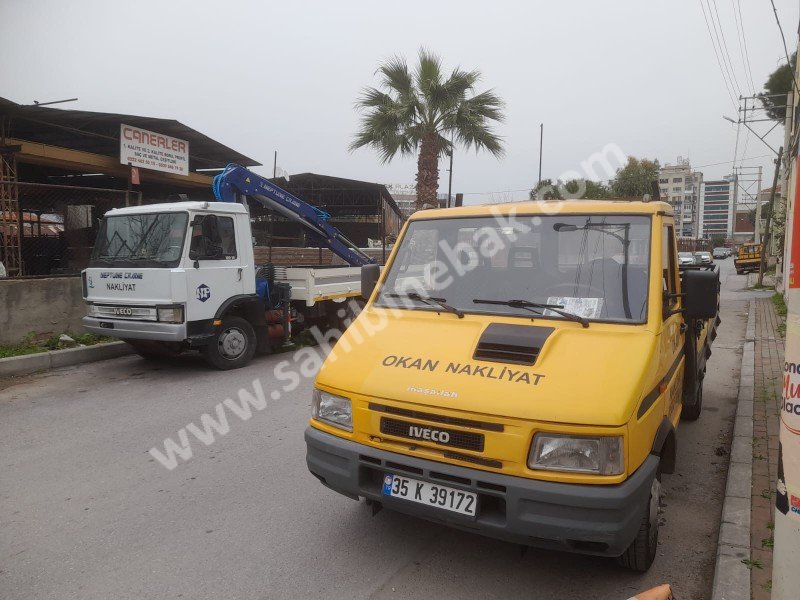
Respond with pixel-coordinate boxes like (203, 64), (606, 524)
(305, 200), (719, 571)
(82, 201), (281, 368)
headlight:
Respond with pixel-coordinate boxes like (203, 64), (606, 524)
(87, 304), (100, 317)
(157, 306), (184, 323)
(528, 434), (623, 475)
(312, 389), (352, 431)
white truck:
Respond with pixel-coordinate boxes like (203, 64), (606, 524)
(81, 165), (373, 369)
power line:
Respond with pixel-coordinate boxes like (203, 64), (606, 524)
(693, 154), (772, 169)
(732, 0), (756, 93)
(769, 0), (799, 94)
(709, 0), (743, 96)
(699, 0), (739, 108)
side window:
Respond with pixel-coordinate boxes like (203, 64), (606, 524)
(190, 215), (237, 259)
(218, 217), (237, 258)
(661, 225), (677, 311)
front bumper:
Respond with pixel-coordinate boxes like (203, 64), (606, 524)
(305, 426), (658, 557)
(82, 316), (186, 342)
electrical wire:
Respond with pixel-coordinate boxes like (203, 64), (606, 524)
(709, 0), (743, 96)
(732, 0), (756, 93)
(699, 0), (739, 108)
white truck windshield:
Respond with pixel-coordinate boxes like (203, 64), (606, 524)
(90, 212), (189, 268)
(377, 214), (651, 323)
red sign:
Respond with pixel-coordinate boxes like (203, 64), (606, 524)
(130, 166), (140, 186)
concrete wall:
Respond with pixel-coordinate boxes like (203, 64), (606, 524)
(0, 277), (85, 345)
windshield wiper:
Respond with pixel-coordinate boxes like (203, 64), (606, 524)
(472, 298), (589, 328)
(386, 292), (464, 319)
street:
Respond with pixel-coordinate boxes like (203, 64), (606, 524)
(0, 260), (767, 600)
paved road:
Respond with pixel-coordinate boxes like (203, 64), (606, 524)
(0, 260), (770, 600)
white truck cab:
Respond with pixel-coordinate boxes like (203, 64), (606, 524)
(82, 201), (269, 367)
(83, 165), (373, 369)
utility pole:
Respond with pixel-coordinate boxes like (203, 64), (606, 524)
(754, 166), (763, 244)
(773, 143), (800, 598)
(773, 41), (800, 597)
(447, 134), (454, 208)
(758, 150), (782, 286)
(538, 123), (543, 185)
(273, 151), (277, 178)
(731, 171), (738, 241)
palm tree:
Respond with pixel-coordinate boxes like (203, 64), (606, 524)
(350, 50), (505, 211)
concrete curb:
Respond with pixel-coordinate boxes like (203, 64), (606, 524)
(0, 341), (133, 378)
(711, 299), (755, 600)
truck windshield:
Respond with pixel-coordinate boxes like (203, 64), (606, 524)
(376, 214), (651, 324)
(90, 212), (189, 268)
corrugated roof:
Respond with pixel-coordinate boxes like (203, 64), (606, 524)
(270, 172), (403, 217)
(0, 97), (260, 171)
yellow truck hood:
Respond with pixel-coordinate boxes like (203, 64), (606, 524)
(317, 308), (657, 427)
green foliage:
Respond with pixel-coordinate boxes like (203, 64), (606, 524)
(741, 558), (763, 570)
(530, 178), (562, 200)
(710, 234), (726, 246)
(760, 52), (797, 121)
(0, 332), (111, 359)
(773, 292), (787, 336)
(610, 157), (660, 198)
(529, 178), (610, 200)
(351, 49), (505, 163)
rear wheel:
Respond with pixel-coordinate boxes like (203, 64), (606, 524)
(202, 316), (256, 370)
(616, 469), (662, 572)
(681, 377), (704, 421)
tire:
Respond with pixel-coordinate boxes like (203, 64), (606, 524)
(616, 468), (662, 572)
(202, 316), (257, 370)
(681, 378), (704, 421)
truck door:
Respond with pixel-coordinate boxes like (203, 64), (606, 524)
(660, 224), (683, 421)
(185, 213), (245, 322)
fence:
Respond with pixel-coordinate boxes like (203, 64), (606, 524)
(0, 182), (138, 277)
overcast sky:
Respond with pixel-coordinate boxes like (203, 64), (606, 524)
(2, 0), (798, 203)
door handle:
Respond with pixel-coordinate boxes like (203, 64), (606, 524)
(237, 267), (243, 281)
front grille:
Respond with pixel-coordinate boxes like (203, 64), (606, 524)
(369, 403), (503, 432)
(90, 305), (158, 321)
(380, 417), (484, 452)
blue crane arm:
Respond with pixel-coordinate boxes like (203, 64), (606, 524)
(212, 164), (375, 267)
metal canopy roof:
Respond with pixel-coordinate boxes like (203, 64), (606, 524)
(270, 172), (403, 217)
(0, 97), (260, 171)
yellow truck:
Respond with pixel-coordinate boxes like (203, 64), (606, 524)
(734, 242), (763, 275)
(305, 200), (720, 571)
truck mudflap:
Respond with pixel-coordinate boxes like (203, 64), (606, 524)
(305, 426), (658, 557)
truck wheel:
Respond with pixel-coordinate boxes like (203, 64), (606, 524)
(203, 316), (256, 370)
(616, 469), (661, 572)
(681, 378), (704, 421)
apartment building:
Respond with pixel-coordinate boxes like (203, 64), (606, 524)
(658, 157), (702, 238)
(699, 177), (734, 238)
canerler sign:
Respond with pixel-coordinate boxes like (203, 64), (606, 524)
(120, 124), (189, 176)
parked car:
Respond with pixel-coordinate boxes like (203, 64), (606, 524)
(678, 251), (697, 266)
(712, 247), (728, 259)
(694, 251), (713, 265)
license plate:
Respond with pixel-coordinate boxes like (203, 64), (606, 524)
(382, 473), (478, 517)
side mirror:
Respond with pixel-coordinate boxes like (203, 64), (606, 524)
(361, 263), (381, 300)
(682, 269), (718, 320)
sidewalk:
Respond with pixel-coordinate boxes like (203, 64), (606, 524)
(750, 295), (786, 598)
